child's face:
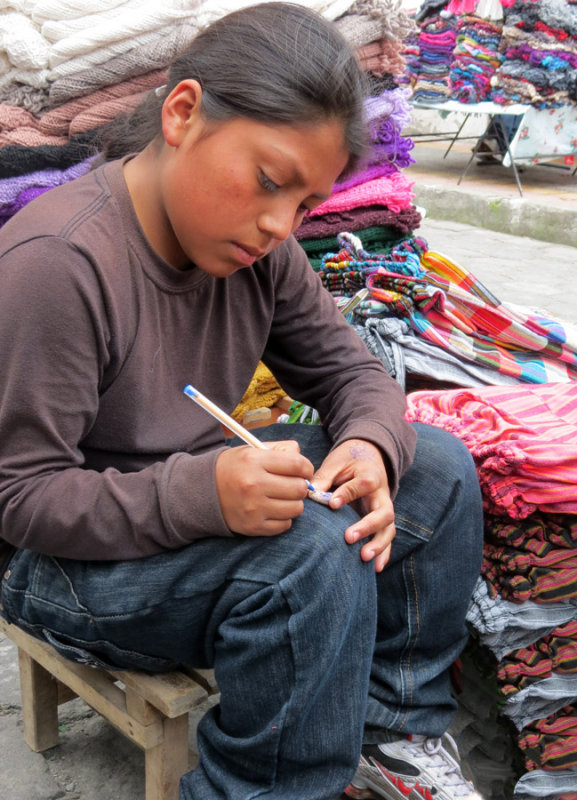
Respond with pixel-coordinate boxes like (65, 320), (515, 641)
(145, 113), (349, 273)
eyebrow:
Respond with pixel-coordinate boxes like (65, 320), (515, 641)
(268, 146), (332, 200)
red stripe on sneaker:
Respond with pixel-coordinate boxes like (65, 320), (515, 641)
(414, 782), (435, 800)
(371, 762), (413, 796)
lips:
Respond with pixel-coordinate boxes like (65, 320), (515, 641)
(231, 242), (267, 266)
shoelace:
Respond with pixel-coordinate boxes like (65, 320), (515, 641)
(398, 733), (475, 797)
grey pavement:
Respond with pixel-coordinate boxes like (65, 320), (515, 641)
(1, 158), (576, 798)
(416, 217), (577, 325)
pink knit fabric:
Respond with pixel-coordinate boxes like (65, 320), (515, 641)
(357, 39), (406, 77)
(0, 128), (67, 147)
(69, 90), (149, 136)
(309, 172), (415, 217)
(40, 69), (166, 135)
(405, 382), (577, 519)
(0, 70), (165, 143)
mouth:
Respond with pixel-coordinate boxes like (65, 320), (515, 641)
(231, 242), (267, 266)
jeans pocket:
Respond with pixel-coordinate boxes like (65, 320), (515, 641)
(42, 628), (178, 673)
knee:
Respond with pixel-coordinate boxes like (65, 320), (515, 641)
(288, 500), (376, 607)
(413, 422), (480, 502)
(395, 423), (483, 549)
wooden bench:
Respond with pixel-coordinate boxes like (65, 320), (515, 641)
(0, 614), (218, 800)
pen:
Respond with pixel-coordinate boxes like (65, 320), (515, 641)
(183, 384), (333, 506)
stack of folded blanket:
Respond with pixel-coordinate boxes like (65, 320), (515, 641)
(317, 230), (577, 391)
(449, 12), (504, 102)
(0, 0), (360, 216)
(491, 0), (577, 107)
(405, 383), (577, 800)
(404, 9), (459, 102)
(295, 0), (424, 273)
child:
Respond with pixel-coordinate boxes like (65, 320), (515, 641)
(0, 4), (484, 799)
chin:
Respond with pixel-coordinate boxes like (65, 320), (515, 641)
(198, 260), (245, 278)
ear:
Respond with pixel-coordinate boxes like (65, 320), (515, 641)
(161, 79), (204, 147)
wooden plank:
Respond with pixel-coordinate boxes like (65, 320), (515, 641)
(125, 685), (158, 726)
(3, 622), (164, 749)
(17, 649), (60, 752)
(181, 666), (219, 695)
(112, 669), (208, 718)
(145, 714), (189, 800)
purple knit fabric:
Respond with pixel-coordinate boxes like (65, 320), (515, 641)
(335, 162), (399, 193)
(0, 155), (96, 205)
(335, 87), (415, 192)
(0, 186), (49, 228)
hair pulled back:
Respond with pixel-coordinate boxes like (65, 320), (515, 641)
(99, 2), (367, 171)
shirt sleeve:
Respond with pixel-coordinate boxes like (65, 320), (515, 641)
(0, 237), (232, 561)
(261, 237), (417, 495)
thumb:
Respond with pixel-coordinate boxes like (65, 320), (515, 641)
(311, 466), (334, 493)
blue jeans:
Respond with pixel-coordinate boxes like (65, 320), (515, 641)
(1, 423), (483, 800)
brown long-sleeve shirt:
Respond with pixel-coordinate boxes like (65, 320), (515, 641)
(0, 158), (416, 571)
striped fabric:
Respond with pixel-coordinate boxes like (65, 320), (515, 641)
(483, 513), (577, 604)
(518, 704), (577, 772)
(319, 234), (577, 384)
(404, 382), (577, 519)
(498, 621), (577, 696)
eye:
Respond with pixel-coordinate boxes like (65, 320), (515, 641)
(259, 170), (279, 193)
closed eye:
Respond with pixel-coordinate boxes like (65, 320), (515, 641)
(259, 170), (317, 217)
(259, 170), (279, 193)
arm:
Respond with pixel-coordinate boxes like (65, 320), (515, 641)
(261, 238), (416, 569)
(0, 237), (232, 560)
(262, 237), (416, 496)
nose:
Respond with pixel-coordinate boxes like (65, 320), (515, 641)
(257, 203), (301, 242)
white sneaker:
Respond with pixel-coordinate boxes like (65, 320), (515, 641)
(344, 733), (484, 800)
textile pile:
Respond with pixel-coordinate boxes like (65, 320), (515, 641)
(401, 2), (459, 102)
(404, 383), (577, 800)
(318, 230), (577, 392)
(491, 0), (577, 106)
(316, 232), (577, 796)
(449, 10), (504, 102)
(295, 0), (423, 273)
(403, 0), (577, 108)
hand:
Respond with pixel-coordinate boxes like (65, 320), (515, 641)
(312, 439), (395, 572)
(215, 440), (313, 536)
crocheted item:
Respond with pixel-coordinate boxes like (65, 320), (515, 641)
(231, 362), (286, 422)
(300, 226), (416, 272)
(318, 231), (427, 313)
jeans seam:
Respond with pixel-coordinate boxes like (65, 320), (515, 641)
(396, 553), (419, 731)
(394, 515), (434, 538)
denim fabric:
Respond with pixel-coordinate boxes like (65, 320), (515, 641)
(1, 422), (483, 799)
(364, 422), (484, 741)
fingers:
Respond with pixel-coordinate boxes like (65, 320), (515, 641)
(343, 493), (396, 572)
(265, 439), (301, 455)
(329, 472), (378, 510)
(215, 445), (312, 536)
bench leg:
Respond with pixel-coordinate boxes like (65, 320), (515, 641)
(18, 649), (60, 752)
(145, 713), (190, 800)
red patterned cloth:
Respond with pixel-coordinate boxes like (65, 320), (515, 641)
(405, 382), (577, 519)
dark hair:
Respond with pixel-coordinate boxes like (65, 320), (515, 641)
(98, 2), (368, 172)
